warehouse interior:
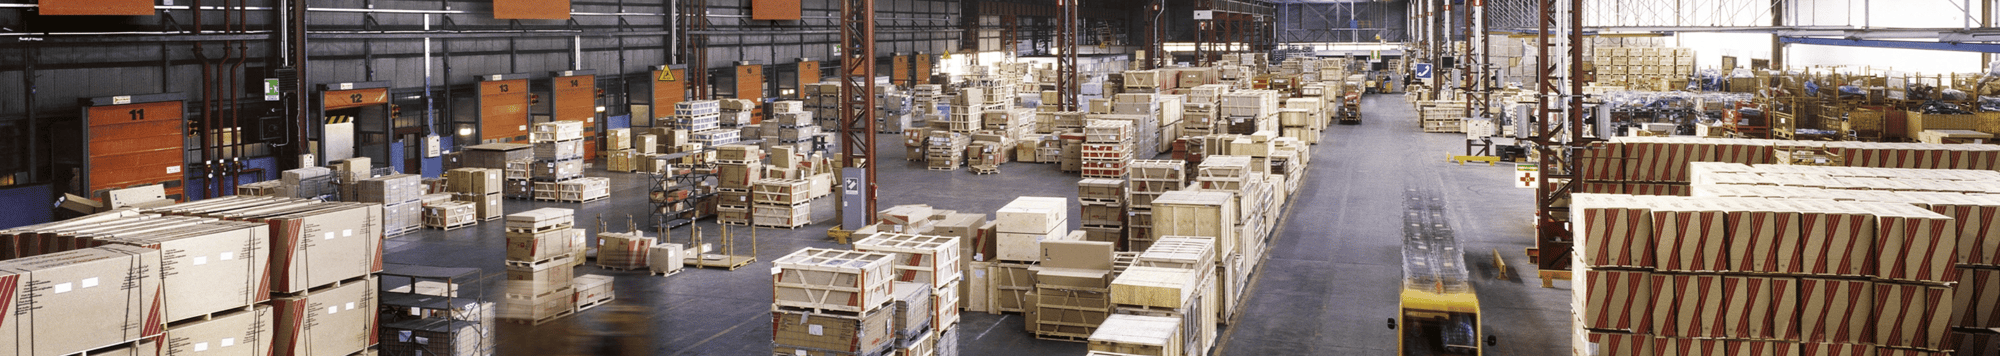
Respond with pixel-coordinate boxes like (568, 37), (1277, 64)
(5, 0), (2000, 355)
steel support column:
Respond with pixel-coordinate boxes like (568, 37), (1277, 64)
(1527, 0), (1592, 276)
(1057, 0), (1079, 111)
(839, 0), (878, 226)
(1146, 0), (1165, 69)
(683, 0), (710, 100)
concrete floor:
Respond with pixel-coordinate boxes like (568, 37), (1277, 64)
(387, 94), (1573, 355)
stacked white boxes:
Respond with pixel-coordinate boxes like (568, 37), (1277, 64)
(446, 167), (506, 221)
(356, 173), (424, 236)
(771, 248), (900, 356)
(502, 208), (579, 324)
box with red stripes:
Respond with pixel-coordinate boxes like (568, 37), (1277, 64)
(1793, 201), (1878, 277)
(1949, 331), (2000, 356)
(1872, 281), (1955, 350)
(1955, 267), (2000, 329)
(1654, 199), (1730, 272)
(1798, 342), (1873, 356)
(1723, 275), (1799, 341)
(1574, 331), (1650, 356)
(1724, 198), (1803, 274)
(1575, 268), (1650, 333)
(1800, 278), (1875, 344)
(1574, 194), (1655, 269)
(1915, 193), (2000, 267)
(1868, 202), (1957, 283)
(1651, 272), (1726, 338)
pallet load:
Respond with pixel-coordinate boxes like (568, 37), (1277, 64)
(928, 131), (971, 171)
(718, 98), (755, 128)
(1078, 178), (1128, 245)
(856, 233), (965, 356)
(446, 167), (506, 221)
(1149, 190), (1243, 323)
(573, 274), (616, 312)
(1087, 314), (1184, 356)
(1120, 236), (1222, 355)
(946, 87), (984, 133)
(1126, 160), (1189, 251)
(356, 173), (424, 237)
(421, 200), (478, 230)
(715, 145), (765, 226)
(501, 208), (579, 325)
(991, 197), (1071, 314)
(969, 140), (1007, 175)
(648, 242), (687, 277)
(1218, 90), (1280, 135)
(771, 248), (900, 356)
(751, 178), (812, 229)
(767, 101), (821, 156)
(854, 233), (965, 331)
(1082, 120), (1136, 179)
(527, 121), (592, 204)
(596, 231), (656, 271)
(1026, 239), (1117, 342)
(0, 245), (166, 356)
(1571, 193), (1990, 356)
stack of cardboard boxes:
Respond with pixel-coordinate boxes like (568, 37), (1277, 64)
(1077, 178), (1128, 245)
(356, 173), (424, 237)
(446, 167), (506, 222)
(927, 131), (971, 171)
(761, 100), (820, 155)
(595, 230), (655, 271)
(945, 87), (984, 133)
(1, 196), (385, 356)
(502, 208), (580, 325)
(715, 145), (764, 226)
(527, 121), (602, 203)
(771, 248), (900, 356)
(717, 98), (755, 127)
(855, 233), (964, 356)
(1126, 160), (1188, 252)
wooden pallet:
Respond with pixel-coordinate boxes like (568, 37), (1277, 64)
(555, 195), (608, 204)
(595, 264), (647, 271)
(1031, 332), (1092, 343)
(648, 268), (683, 278)
(575, 296), (615, 312)
(505, 255), (570, 268)
(969, 167), (1000, 175)
(927, 166), (959, 171)
(755, 222), (808, 229)
(687, 254), (756, 270)
(504, 308), (575, 326)
(423, 220), (477, 231)
(1077, 197), (1122, 206)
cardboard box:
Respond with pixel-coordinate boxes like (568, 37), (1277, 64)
(0, 245), (165, 356)
(271, 276), (378, 356)
(1797, 343), (1874, 356)
(1577, 269), (1651, 333)
(100, 221), (273, 322)
(1801, 278), (1875, 344)
(1653, 199), (1730, 272)
(1086, 314), (1181, 356)
(1578, 331), (1651, 356)
(574, 274), (615, 307)
(262, 203), (384, 294)
(1573, 194), (1656, 268)
(998, 229), (1069, 262)
(1955, 268), (2000, 329)
(163, 305), (275, 356)
(1790, 200), (1878, 277)
(1727, 198), (1802, 273)
(506, 228), (575, 262)
(1867, 202), (1957, 283)
(505, 255), (576, 297)
(1151, 191), (1238, 258)
(1875, 281), (1955, 349)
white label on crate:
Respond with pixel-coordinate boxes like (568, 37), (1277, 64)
(53, 283), (71, 294)
(194, 343), (208, 351)
(81, 278), (98, 288)
(325, 232), (335, 240)
(193, 256), (207, 265)
(221, 252), (234, 260)
(344, 229), (353, 237)
(771, 266), (782, 275)
(796, 351), (806, 356)
(221, 338), (235, 347)
(327, 306), (338, 314)
(167, 165), (181, 174)
(346, 302), (356, 310)
(808, 325), (823, 336)
(973, 269), (985, 278)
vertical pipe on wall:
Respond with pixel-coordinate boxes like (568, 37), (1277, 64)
(23, 44), (37, 188)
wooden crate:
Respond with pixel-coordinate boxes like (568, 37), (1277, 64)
(773, 248), (898, 312)
(505, 208), (574, 232)
(1908, 111), (1979, 136)
(1135, 236), (1217, 271)
(752, 178), (813, 205)
(853, 233), (965, 288)
(1151, 191), (1238, 258)
(771, 305), (896, 355)
(1087, 314), (1184, 356)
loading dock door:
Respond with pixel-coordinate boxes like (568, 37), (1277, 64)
(736, 64), (765, 124)
(552, 70), (599, 158)
(478, 75), (532, 143)
(653, 66), (686, 128)
(79, 95), (186, 200)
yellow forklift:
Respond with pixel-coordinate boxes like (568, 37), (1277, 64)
(1389, 190), (1496, 355)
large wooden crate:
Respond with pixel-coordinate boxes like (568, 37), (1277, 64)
(773, 248), (898, 313)
(1907, 111), (1979, 137)
(854, 233), (965, 288)
(1135, 236), (1217, 272)
(772, 305), (895, 355)
(1088, 314), (1184, 356)
(752, 178), (813, 205)
(1150, 191), (1238, 258)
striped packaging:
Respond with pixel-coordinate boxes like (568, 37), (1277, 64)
(1650, 337), (1725, 355)
(1910, 192), (2000, 267)
(1725, 198), (1801, 274)
(1724, 340), (1800, 356)
(1578, 269), (1651, 333)
(1792, 201), (1878, 277)
(1876, 347), (1950, 356)
(1798, 343), (1873, 356)
(1949, 331), (2000, 356)
(1800, 278), (1875, 344)
(1655, 273), (1727, 338)
(1578, 331), (1650, 356)
(1955, 268), (2000, 329)
(1872, 282), (1954, 349)
(1867, 202), (1957, 283)
(1574, 194), (1654, 268)
(1723, 275), (1799, 341)
(1655, 199), (1730, 272)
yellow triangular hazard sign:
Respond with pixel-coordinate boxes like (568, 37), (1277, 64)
(658, 70), (677, 82)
